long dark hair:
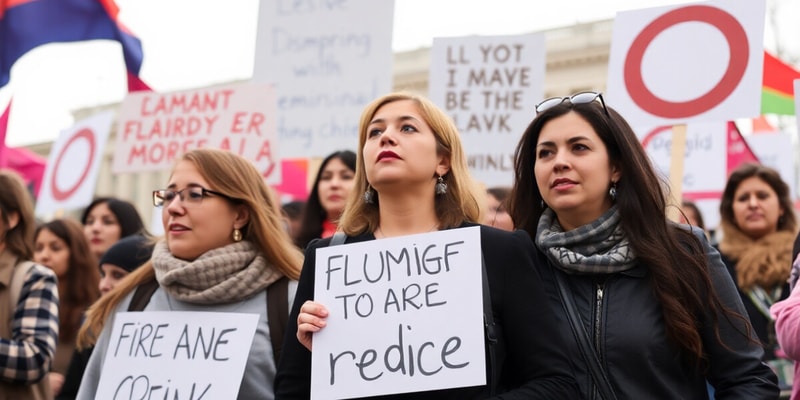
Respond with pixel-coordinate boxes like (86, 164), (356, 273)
(509, 99), (752, 368)
(35, 219), (100, 343)
(295, 150), (356, 249)
(80, 197), (148, 238)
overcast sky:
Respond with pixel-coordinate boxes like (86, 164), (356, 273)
(1, 0), (797, 146)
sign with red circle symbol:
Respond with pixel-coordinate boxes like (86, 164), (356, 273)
(35, 112), (114, 216)
(606, 0), (766, 127)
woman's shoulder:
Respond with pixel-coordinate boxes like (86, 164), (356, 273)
(476, 224), (534, 247)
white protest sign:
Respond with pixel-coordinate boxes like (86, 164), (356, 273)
(312, 227), (484, 399)
(639, 122), (728, 195)
(252, 0), (394, 158)
(607, 0), (765, 126)
(35, 111), (113, 215)
(113, 82), (281, 184)
(429, 34), (544, 186)
(639, 122), (727, 229)
(96, 311), (258, 399)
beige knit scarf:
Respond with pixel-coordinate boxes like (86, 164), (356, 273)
(718, 221), (794, 291)
(152, 240), (282, 304)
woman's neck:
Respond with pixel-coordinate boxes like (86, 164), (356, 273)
(376, 194), (439, 238)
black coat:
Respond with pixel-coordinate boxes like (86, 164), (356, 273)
(275, 223), (580, 399)
(536, 227), (778, 399)
(718, 250), (790, 360)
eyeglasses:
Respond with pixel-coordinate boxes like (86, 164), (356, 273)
(152, 186), (231, 208)
(535, 91), (609, 116)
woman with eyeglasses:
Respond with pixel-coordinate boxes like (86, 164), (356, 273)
(275, 92), (579, 399)
(75, 149), (303, 399)
(508, 92), (778, 399)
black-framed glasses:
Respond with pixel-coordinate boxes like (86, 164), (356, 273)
(535, 91), (609, 116)
(152, 186), (231, 208)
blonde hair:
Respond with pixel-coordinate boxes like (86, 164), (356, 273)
(78, 149), (302, 348)
(338, 92), (482, 236)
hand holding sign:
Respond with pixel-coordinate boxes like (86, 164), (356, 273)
(311, 227), (484, 399)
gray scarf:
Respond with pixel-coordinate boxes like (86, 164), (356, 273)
(535, 206), (636, 275)
(152, 240), (282, 304)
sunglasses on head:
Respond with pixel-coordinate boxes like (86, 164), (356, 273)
(535, 91), (609, 116)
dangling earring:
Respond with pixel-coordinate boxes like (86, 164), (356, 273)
(435, 175), (447, 195)
(232, 228), (243, 242)
(609, 182), (617, 201)
(540, 199), (545, 208)
(363, 186), (375, 204)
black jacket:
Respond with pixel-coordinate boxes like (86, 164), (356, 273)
(536, 227), (778, 399)
(718, 251), (789, 360)
(275, 223), (580, 399)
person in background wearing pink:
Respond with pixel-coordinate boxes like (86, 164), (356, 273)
(771, 235), (800, 400)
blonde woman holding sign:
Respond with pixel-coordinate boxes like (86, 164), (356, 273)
(275, 93), (579, 399)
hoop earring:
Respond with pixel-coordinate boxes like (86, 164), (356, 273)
(609, 182), (617, 201)
(435, 175), (447, 195)
(363, 186), (375, 204)
(232, 228), (243, 242)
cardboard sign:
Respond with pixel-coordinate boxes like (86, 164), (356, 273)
(252, 0), (395, 158)
(429, 34), (545, 187)
(311, 227), (485, 399)
(96, 311), (259, 399)
(35, 111), (113, 215)
(113, 82), (281, 184)
(607, 0), (765, 126)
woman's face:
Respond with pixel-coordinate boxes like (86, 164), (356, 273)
(483, 193), (514, 231)
(317, 158), (355, 219)
(534, 111), (619, 231)
(34, 228), (70, 278)
(83, 202), (122, 258)
(162, 160), (247, 261)
(362, 100), (449, 193)
(731, 176), (783, 239)
(99, 264), (129, 295)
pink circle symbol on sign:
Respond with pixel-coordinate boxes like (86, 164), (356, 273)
(624, 5), (749, 118)
(51, 128), (96, 201)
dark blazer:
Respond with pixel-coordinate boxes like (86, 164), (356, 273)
(275, 223), (579, 399)
(536, 226), (778, 399)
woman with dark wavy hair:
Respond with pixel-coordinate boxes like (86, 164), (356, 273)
(34, 219), (100, 397)
(508, 92), (778, 398)
(80, 197), (147, 259)
(294, 150), (357, 249)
